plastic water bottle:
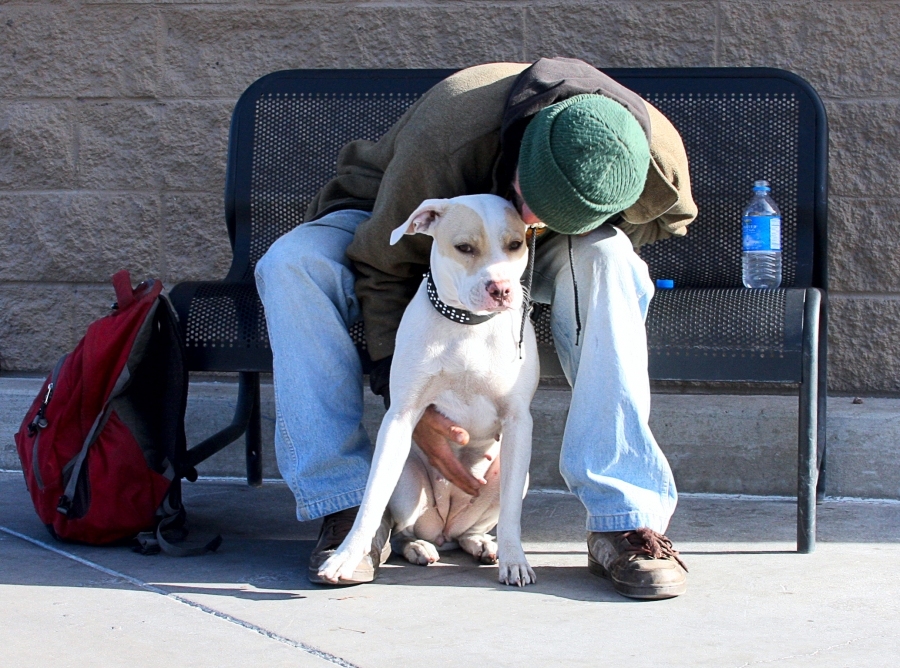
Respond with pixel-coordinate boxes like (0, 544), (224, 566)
(741, 180), (782, 289)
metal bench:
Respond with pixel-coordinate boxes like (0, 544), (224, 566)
(168, 67), (828, 553)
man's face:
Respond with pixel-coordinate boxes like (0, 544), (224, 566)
(511, 171), (544, 227)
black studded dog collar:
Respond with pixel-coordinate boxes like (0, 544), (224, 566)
(425, 272), (498, 325)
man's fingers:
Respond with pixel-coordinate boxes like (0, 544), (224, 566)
(449, 426), (469, 445)
(429, 408), (470, 444)
(442, 455), (487, 496)
(425, 443), (483, 495)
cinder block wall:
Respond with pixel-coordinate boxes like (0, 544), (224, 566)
(1, 1), (897, 394)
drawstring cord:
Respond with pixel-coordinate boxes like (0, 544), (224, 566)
(518, 230), (583, 357)
(518, 227), (538, 359)
(568, 235), (582, 346)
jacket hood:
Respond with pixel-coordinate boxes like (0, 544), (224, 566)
(497, 57), (652, 194)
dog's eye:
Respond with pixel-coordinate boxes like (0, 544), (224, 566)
(455, 243), (475, 255)
(508, 240), (523, 251)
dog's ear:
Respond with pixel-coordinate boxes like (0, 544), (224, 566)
(390, 199), (450, 245)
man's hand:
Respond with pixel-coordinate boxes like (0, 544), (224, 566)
(413, 405), (485, 496)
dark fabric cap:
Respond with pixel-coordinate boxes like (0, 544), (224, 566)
(518, 94), (650, 235)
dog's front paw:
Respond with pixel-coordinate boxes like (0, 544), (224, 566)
(498, 560), (536, 587)
(402, 539), (440, 565)
(317, 548), (363, 584)
(498, 546), (536, 587)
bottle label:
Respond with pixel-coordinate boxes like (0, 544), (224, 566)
(742, 215), (782, 252)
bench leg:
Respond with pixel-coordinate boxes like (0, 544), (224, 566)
(797, 288), (822, 553)
(185, 372), (261, 484)
(815, 296), (828, 503)
(244, 372), (263, 487)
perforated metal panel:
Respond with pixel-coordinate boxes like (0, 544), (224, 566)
(639, 92), (800, 288)
(349, 320), (367, 351)
(246, 92), (420, 279)
(531, 289), (801, 358)
(173, 88), (424, 366)
(531, 303), (554, 346)
(646, 288), (806, 382)
(178, 282), (270, 363)
(647, 288), (792, 354)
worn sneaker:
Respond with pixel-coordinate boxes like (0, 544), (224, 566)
(307, 506), (392, 585)
(587, 528), (688, 600)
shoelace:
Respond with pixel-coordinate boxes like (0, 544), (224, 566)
(618, 528), (688, 571)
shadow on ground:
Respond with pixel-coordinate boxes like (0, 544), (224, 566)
(1, 472), (898, 604)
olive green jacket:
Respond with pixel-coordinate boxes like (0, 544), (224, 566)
(305, 61), (697, 361)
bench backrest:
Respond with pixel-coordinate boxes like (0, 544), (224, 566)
(223, 68), (827, 291)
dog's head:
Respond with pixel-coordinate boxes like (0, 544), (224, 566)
(391, 195), (529, 315)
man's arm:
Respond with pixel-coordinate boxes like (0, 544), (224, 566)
(619, 102), (698, 246)
(345, 64), (526, 361)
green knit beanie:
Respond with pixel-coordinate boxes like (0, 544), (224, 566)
(517, 94), (651, 235)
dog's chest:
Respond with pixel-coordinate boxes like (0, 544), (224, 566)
(419, 318), (522, 392)
(432, 390), (502, 443)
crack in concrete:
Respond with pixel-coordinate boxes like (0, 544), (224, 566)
(732, 635), (874, 667)
(0, 525), (361, 668)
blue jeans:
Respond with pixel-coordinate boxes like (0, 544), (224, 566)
(255, 210), (677, 532)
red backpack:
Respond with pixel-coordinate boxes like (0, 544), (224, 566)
(14, 271), (217, 553)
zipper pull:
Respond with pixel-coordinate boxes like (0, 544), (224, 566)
(27, 382), (54, 436)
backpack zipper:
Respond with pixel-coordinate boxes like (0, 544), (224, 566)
(29, 355), (67, 491)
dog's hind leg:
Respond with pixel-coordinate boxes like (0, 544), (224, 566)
(389, 452), (444, 565)
(458, 532), (499, 565)
(393, 528), (441, 565)
(450, 452), (501, 565)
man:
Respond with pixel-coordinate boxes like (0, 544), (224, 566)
(255, 57), (697, 600)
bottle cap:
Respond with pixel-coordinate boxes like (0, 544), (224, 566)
(753, 180), (771, 193)
(655, 279), (675, 289)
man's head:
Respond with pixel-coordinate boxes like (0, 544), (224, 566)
(515, 94), (651, 235)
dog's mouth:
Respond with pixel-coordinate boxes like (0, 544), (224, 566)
(466, 280), (522, 313)
(482, 297), (518, 312)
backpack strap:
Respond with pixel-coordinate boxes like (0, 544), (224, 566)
(133, 493), (222, 557)
(129, 294), (222, 557)
(57, 365), (132, 517)
(111, 270), (136, 310)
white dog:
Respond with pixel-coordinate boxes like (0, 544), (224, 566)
(317, 194), (539, 587)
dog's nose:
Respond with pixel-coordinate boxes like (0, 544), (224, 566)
(486, 280), (512, 303)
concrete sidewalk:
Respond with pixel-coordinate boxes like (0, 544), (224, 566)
(1, 472), (898, 667)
